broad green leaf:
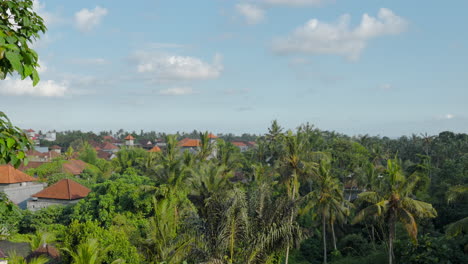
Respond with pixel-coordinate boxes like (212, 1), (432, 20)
(5, 51), (23, 75)
(6, 138), (15, 148)
(32, 68), (40, 86)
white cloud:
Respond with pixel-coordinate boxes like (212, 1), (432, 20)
(158, 87), (195, 96)
(379, 83), (392, 91)
(236, 4), (265, 25)
(261, 0), (329, 6)
(32, 0), (63, 27)
(435, 114), (455, 120)
(0, 77), (68, 97)
(133, 52), (223, 81)
(75, 6), (108, 32)
(273, 8), (408, 60)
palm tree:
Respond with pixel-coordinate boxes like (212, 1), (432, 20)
(445, 185), (468, 237)
(29, 230), (56, 251)
(302, 159), (349, 264)
(8, 253), (49, 264)
(352, 158), (437, 264)
(64, 238), (124, 264)
(279, 131), (323, 264)
(197, 132), (214, 161)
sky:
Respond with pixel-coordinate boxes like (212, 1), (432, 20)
(1, 0), (467, 137)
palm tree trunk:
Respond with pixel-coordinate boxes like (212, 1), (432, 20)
(285, 177), (297, 264)
(331, 222), (337, 251)
(388, 212), (395, 264)
(323, 216), (327, 264)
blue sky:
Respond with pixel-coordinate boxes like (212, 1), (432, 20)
(1, 0), (467, 137)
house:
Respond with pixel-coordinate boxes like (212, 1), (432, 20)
(124, 134), (135, 146)
(0, 165), (44, 209)
(232, 141), (249, 152)
(0, 248), (7, 264)
(178, 138), (201, 153)
(27, 179), (91, 211)
(26, 244), (60, 263)
(101, 142), (119, 153)
(49, 145), (61, 154)
(62, 160), (88, 175)
(43, 131), (56, 141)
(148, 146), (161, 153)
(26, 149), (61, 162)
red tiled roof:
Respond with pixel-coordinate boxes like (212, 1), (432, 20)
(148, 146), (161, 152)
(62, 160), (88, 175)
(0, 164), (38, 184)
(96, 150), (111, 159)
(32, 179), (90, 200)
(26, 129), (35, 132)
(50, 145), (61, 150)
(232, 141), (247, 147)
(101, 142), (119, 150)
(124, 134), (135, 140)
(103, 135), (115, 140)
(208, 133), (218, 139)
(18, 161), (47, 172)
(26, 149), (43, 157)
(178, 138), (200, 147)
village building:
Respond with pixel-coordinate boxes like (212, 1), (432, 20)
(178, 138), (201, 153)
(124, 134), (135, 146)
(148, 146), (161, 153)
(0, 248), (7, 264)
(43, 131), (57, 141)
(0, 165), (44, 209)
(232, 141), (249, 152)
(26, 244), (61, 263)
(62, 159), (88, 175)
(27, 179), (91, 211)
(49, 145), (61, 154)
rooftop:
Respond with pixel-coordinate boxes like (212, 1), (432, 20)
(32, 179), (90, 200)
(0, 164), (38, 184)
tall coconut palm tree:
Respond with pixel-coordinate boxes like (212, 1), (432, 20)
(352, 158), (437, 264)
(302, 159), (349, 264)
(279, 131), (324, 264)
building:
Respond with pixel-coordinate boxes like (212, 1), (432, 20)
(0, 165), (44, 209)
(148, 146), (161, 153)
(26, 244), (60, 263)
(27, 179), (91, 211)
(0, 248), (7, 264)
(49, 145), (61, 154)
(124, 134), (135, 146)
(101, 142), (119, 153)
(178, 138), (201, 153)
(43, 131), (56, 141)
(232, 141), (249, 152)
(62, 159), (88, 175)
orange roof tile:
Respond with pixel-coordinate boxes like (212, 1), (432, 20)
(101, 142), (119, 150)
(124, 134), (135, 140)
(50, 145), (61, 150)
(62, 160), (88, 175)
(32, 179), (90, 200)
(0, 164), (38, 184)
(208, 133), (218, 139)
(26, 244), (60, 261)
(232, 141), (247, 147)
(148, 146), (161, 152)
(178, 138), (200, 147)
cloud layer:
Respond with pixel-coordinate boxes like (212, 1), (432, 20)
(236, 4), (265, 24)
(261, 0), (328, 6)
(158, 87), (195, 96)
(133, 52), (223, 81)
(273, 8), (408, 60)
(0, 77), (68, 97)
(75, 6), (108, 32)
